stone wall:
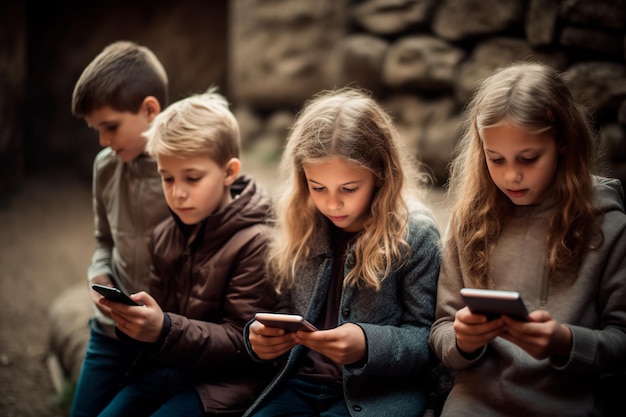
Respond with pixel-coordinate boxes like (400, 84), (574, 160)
(230, 0), (626, 186)
(2, 0), (624, 195)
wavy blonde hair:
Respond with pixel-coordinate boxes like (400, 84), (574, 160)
(269, 87), (429, 292)
(447, 61), (603, 287)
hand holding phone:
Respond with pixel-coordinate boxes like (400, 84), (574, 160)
(254, 313), (318, 332)
(460, 288), (529, 322)
(92, 284), (141, 306)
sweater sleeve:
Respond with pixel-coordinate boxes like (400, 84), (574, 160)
(555, 210), (626, 374)
(429, 228), (487, 370)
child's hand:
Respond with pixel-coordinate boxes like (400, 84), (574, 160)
(100, 291), (164, 343)
(248, 320), (297, 360)
(89, 275), (114, 317)
(454, 306), (505, 355)
(499, 310), (572, 360)
(294, 323), (366, 365)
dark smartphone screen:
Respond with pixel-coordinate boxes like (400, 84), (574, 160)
(92, 284), (140, 306)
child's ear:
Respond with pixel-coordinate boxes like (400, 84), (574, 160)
(143, 96), (161, 121)
(224, 158), (241, 186)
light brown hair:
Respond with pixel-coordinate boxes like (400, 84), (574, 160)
(268, 87), (430, 292)
(447, 61), (602, 287)
(144, 87), (239, 164)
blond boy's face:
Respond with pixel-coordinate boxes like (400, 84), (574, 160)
(84, 105), (152, 162)
(156, 154), (238, 225)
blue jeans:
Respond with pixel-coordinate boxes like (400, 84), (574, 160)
(70, 319), (143, 417)
(98, 367), (203, 417)
(251, 377), (350, 417)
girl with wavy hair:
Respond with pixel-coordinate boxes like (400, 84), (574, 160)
(243, 87), (442, 417)
(429, 61), (626, 416)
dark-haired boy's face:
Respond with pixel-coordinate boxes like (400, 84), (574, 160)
(84, 106), (151, 162)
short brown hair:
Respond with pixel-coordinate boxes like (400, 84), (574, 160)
(72, 40), (168, 117)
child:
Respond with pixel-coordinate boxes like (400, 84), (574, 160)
(70, 40), (171, 417)
(429, 61), (626, 416)
(97, 88), (277, 417)
(243, 87), (442, 417)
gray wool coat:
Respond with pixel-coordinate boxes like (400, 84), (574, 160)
(243, 205), (442, 417)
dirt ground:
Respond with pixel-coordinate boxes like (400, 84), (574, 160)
(0, 168), (94, 417)
(0, 158), (449, 417)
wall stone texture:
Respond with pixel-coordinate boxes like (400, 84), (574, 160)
(231, 0), (626, 186)
(2, 0), (625, 194)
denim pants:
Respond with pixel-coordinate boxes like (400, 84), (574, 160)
(70, 319), (204, 417)
(70, 319), (143, 417)
(98, 367), (203, 417)
(250, 377), (351, 417)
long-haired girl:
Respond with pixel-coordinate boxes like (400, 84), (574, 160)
(244, 87), (442, 417)
(429, 61), (626, 416)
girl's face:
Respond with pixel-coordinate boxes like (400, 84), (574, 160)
(482, 121), (559, 206)
(302, 157), (376, 232)
(156, 154), (239, 225)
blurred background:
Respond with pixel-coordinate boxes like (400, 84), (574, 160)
(1, 0), (625, 415)
(2, 0), (626, 194)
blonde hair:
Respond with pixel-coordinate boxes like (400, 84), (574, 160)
(144, 87), (240, 165)
(447, 61), (602, 287)
(269, 87), (429, 292)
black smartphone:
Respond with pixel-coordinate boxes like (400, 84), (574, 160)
(460, 288), (529, 322)
(254, 313), (318, 332)
(92, 284), (141, 306)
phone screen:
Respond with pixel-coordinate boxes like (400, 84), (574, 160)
(460, 288), (529, 321)
(254, 313), (318, 332)
(92, 284), (140, 306)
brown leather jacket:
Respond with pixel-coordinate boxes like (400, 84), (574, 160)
(147, 175), (278, 414)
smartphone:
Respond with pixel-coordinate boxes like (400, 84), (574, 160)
(460, 288), (529, 322)
(254, 313), (318, 332)
(92, 284), (141, 306)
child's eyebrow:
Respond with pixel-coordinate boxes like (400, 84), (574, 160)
(158, 167), (204, 174)
(99, 117), (119, 125)
(88, 120), (117, 130)
(307, 178), (361, 186)
(485, 147), (539, 154)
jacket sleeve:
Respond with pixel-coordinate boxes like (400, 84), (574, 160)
(356, 211), (442, 376)
(151, 227), (277, 373)
(87, 156), (114, 281)
(243, 291), (293, 363)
